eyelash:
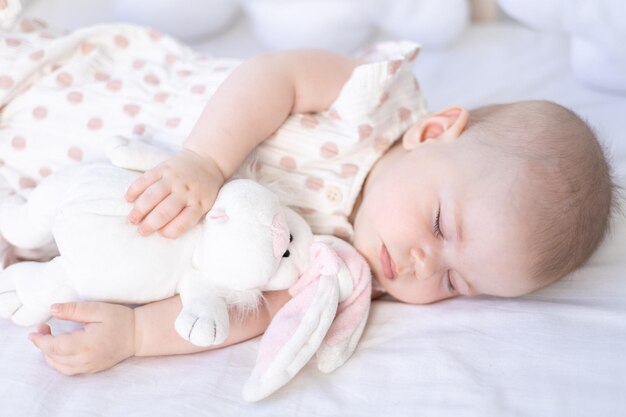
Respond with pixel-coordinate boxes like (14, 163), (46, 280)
(435, 209), (454, 293)
(434, 207), (443, 239)
(445, 270), (455, 293)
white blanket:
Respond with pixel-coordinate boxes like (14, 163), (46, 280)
(1, 4), (625, 417)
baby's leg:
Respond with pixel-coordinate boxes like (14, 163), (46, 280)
(0, 257), (78, 326)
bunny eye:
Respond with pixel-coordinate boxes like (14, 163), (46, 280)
(282, 249), (290, 258)
(289, 234), (293, 242)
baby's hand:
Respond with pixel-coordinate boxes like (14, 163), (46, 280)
(125, 149), (225, 239)
(28, 302), (135, 375)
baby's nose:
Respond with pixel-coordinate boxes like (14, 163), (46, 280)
(410, 247), (438, 280)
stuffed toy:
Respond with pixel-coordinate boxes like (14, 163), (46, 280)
(0, 140), (372, 402)
(498, 0), (626, 93)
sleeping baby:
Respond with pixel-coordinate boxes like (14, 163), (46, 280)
(0, 4), (618, 375)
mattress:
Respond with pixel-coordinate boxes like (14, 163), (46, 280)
(1, 1), (625, 416)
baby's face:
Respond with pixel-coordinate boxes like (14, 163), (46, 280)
(351, 136), (541, 304)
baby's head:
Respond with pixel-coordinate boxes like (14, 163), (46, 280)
(351, 100), (618, 304)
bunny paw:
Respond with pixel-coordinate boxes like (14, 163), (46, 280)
(174, 298), (230, 346)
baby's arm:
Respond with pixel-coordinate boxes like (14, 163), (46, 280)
(28, 290), (292, 375)
(126, 49), (363, 238)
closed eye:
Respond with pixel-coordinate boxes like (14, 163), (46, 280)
(434, 207), (444, 239)
(445, 270), (455, 293)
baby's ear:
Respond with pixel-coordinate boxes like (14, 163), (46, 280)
(402, 106), (469, 149)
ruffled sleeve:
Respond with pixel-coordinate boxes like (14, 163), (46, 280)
(325, 40), (428, 146)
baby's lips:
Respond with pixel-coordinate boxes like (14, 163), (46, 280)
(379, 244), (397, 280)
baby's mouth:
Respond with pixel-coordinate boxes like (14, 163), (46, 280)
(379, 244), (397, 280)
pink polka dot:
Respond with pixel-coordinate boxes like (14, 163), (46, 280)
(87, 117), (103, 131)
(5, 38), (22, 47)
(177, 70), (192, 78)
(32, 106), (48, 120)
(19, 177), (37, 189)
(341, 163), (359, 177)
(166, 118), (181, 128)
(67, 91), (83, 104)
(94, 72), (110, 82)
(39, 166), (52, 177)
(378, 91), (390, 107)
(133, 124), (145, 135)
(0, 159), (4, 166)
(0, 1), (7, 10)
(300, 114), (319, 129)
(123, 104), (140, 117)
(106, 80), (123, 92)
(33, 19), (47, 28)
(67, 147), (83, 161)
(374, 136), (391, 153)
(279, 156), (297, 171)
(80, 42), (95, 54)
(51, 64), (62, 72)
(320, 142), (339, 159)
(191, 84), (206, 95)
(144, 74), (160, 86)
(398, 107), (412, 122)
(56, 72), (73, 87)
(114, 35), (129, 48)
(165, 53), (177, 64)
(0, 75), (14, 89)
(387, 60), (402, 75)
(11, 136), (26, 150)
(39, 32), (56, 40)
(132, 59), (146, 70)
(29, 50), (44, 61)
(20, 19), (35, 33)
(358, 124), (374, 141)
(305, 176), (324, 191)
(328, 108), (341, 121)
(153, 92), (169, 102)
(148, 29), (163, 41)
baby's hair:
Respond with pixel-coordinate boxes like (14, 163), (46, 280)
(465, 100), (621, 286)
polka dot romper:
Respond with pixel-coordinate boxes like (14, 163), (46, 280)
(0, 7), (428, 244)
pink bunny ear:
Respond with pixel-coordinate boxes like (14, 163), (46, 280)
(242, 242), (340, 402)
(314, 236), (372, 373)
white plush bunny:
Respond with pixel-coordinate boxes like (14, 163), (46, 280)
(0, 141), (372, 401)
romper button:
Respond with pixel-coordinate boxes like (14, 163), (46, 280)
(324, 186), (342, 203)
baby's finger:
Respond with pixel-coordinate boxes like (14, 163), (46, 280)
(139, 194), (186, 236)
(35, 323), (52, 336)
(125, 169), (162, 203)
(42, 353), (81, 376)
(128, 181), (171, 225)
(29, 330), (84, 357)
(159, 206), (203, 239)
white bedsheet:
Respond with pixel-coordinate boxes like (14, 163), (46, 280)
(1, 3), (625, 416)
